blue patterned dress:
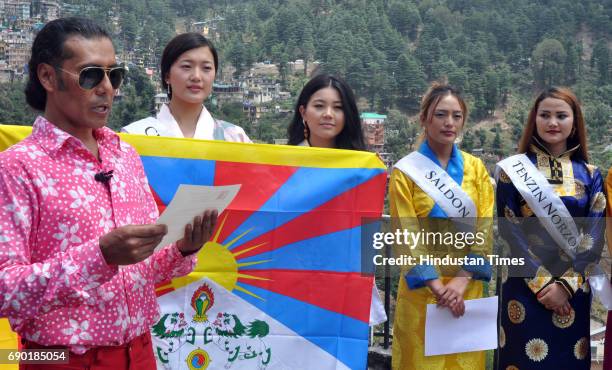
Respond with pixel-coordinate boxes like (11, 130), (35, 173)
(496, 142), (606, 369)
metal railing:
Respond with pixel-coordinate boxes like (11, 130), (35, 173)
(371, 215), (392, 350)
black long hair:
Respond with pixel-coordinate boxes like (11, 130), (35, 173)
(160, 33), (218, 99)
(287, 74), (366, 150)
(25, 17), (110, 111)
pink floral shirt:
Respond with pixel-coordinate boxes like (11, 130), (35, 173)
(0, 117), (195, 354)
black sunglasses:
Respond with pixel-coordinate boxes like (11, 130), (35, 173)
(58, 65), (126, 90)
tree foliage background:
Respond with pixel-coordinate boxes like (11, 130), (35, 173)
(0, 0), (610, 170)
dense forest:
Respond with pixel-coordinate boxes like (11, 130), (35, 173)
(0, 0), (610, 170)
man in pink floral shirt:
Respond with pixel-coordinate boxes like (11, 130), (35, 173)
(0, 18), (217, 369)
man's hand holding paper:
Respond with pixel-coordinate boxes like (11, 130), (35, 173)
(155, 184), (241, 252)
(176, 209), (218, 256)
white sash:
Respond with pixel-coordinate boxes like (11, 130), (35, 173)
(394, 151), (476, 218)
(121, 117), (173, 136)
(122, 104), (216, 139)
(496, 154), (612, 309)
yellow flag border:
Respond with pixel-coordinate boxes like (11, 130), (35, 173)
(0, 125), (386, 170)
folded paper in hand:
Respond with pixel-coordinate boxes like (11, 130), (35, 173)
(155, 184), (241, 251)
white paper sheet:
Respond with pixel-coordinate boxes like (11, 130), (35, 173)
(425, 296), (498, 356)
(155, 184), (241, 251)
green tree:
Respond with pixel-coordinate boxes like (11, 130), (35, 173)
(591, 40), (610, 84)
(505, 97), (530, 144)
(532, 38), (566, 88)
(460, 129), (474, 151)
(492, 125), (503, 155)
(364, 62), (390, 111)
(466, 41), (489, 76)
(0, 82), (36, 125)
(395, 53), (426, 111)
(211, 101), (250, 134)
(108, 66), (156, 130)
(583, 100), (612, 147)
(586, 3), (610, 37)
(119, 12), (138, 50)
(261, 22), (279, 55)
(496, 63), (512, 104)
(388, 1), (420, 39)
(278, 51), (290, 86)
(384, 110), (414, 162)
(225, 36), (246, 77)
(431, 57), (457, 82)
(447, 67), (469, 92)
(226, 7), (249, 33)
(415, 29), (441, 79)
(300, 25), (316, 75)
(484, 69), (499, 113)
(255, 0), (273, 19)
(564, 41), (580, 85)
(475, 128), (487, 148)
(469, 75), (487, 119)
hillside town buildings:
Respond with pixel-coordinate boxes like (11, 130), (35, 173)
(0, 3), (396, 159)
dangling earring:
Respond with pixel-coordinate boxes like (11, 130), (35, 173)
(303, 119), (309, 139)
(167, 84), (172, 98)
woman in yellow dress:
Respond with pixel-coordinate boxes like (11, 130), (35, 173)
(390, 83), (494, 369)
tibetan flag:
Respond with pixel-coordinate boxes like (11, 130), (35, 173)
(0, 125), (29, 370)
(0, 126), (387, 370)
(0, 318), (18, 370)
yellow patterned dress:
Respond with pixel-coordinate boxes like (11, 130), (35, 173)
(497, 143), (605, 369)
(390, 142), (494, 370)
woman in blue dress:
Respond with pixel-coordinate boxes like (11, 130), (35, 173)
(496, 87), (606, 369)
